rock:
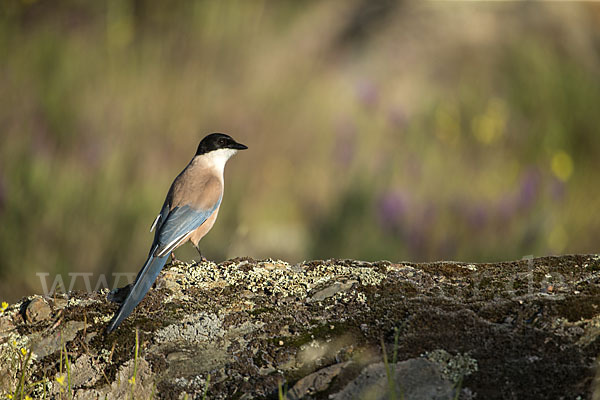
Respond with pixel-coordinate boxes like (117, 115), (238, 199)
(52, 297), (69, 310)
(425, 349), (478, 383)
(330, 358), (455, 400)
(308, 281), (356, 302)
(156, 270), (183, 292)
(31, 320), (85, 358)
(25, 297), (52, 323)
(70, 354), (101, 389)
(0, 255), (599, 399)
(286, 361), (352, 399)
(0, 315), (15, 336)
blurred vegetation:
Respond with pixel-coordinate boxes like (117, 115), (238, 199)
(1, 0), (599, 300)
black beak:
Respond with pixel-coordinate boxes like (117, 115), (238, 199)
(231, 141), (248, 150)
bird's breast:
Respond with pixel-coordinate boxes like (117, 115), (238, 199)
(188, 205), (221, 246)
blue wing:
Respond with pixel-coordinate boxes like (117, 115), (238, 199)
(154, 200), (221, 257)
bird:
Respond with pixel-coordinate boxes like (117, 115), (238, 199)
(105, 133), (247, 333)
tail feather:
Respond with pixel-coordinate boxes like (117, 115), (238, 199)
(105, 253), (168, 333)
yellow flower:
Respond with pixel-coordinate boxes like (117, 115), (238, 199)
(56, 374), (66, 386)
(551, 151), (574, 182)
(11, 341), (17, 347)
(128, 376), (136, 385)
(7, 394), (13, 399)
(25, 396), (32, 400)
(20, 348), (27, 356)
(0, 301), (8, 312)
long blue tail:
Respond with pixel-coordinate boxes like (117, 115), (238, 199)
(105, 252), (168, 333)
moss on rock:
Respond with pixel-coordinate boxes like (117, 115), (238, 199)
(0, 255), (599, 399)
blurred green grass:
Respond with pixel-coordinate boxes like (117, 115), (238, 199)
(1, 1), (599, 300)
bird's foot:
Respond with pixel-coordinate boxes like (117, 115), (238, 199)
(170, 252), (182, 265)
(193, 245), (208, 263)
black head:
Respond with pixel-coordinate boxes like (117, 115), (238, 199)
(196, 133), (248, 155)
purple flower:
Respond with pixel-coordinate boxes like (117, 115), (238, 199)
(377, 190), (409, 232)
(517, 168), (541, 210)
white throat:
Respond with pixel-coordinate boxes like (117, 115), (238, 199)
(198, 148), (237, 176)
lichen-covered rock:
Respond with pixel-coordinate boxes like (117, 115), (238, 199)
(286, 361), (351, 399)
(25, 297), (52, 323)
(330, 359), (455, 400)
(0, 255), (599, 399)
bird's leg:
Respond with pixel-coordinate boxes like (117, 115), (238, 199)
(193, 243), (208, 263)
(170, 252), (181, 264)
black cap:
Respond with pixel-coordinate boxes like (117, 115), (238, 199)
(196, 133), (248, 155)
